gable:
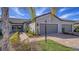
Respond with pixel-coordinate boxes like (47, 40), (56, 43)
(36, 13), (75, 24)
(36, 13), (61, 24)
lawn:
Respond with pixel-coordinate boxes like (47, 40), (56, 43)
(37, 40), (74, 51)
(0, 38), (74, 51)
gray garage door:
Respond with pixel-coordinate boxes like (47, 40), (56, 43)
(62, 24), (72, 32)
(40, 24), (58, 35)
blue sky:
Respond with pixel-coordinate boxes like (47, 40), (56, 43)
(0, 7), (79, 21)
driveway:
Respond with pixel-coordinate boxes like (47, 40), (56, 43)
(33, 33), (79, 50)
(19, 33), (79, 50)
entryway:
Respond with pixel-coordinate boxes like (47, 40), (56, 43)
(12, 25), (24, 32)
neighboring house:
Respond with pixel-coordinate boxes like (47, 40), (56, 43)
(74, 24), (79, 27)
(29, 12), (75, 35)
(74, 21), (79, 26)
(0, 18), (31, 33)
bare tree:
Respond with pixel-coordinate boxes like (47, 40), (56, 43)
(1, 7), (10, 51)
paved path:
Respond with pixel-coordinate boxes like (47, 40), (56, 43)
(48, 34), (79, 50)
(19, 32), (29, 43)
(33, 34), (79, 50)
(19, 33), (79, 50)
(19, 32), (42, 51)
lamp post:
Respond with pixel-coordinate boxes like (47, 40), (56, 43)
(45, 20), (47, 43)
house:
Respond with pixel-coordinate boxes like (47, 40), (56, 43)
(0, 12), (76, 34)
(0, 18), (31, 33)
(29, 12), (75, 35)
(74, 21), (79, 26)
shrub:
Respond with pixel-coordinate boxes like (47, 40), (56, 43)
(74, 26), (79, 32)
(9, 32), (20, 48)
(74, 28), (79, 32)
(76, 29), (79, 32)
(25, 26), (36, 37)
(27, 31), (36, 37)
(0, 29), (2, 36)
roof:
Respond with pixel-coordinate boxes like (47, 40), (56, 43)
(0, 18), (32, 24)
(74, 20), (79, 24)
(35, 12), (75, 22)
(0, 12), (75, 24)
(54, 15), (75, 22)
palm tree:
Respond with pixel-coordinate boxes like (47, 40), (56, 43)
(28, 7), (38, 34)
(51, 7), (57, 15)
(1, 7), (10, 51)
(29, 7), (36, 22)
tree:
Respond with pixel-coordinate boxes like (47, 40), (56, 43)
(28, 7), (38, 35)
(51, 7), (57, 15)
(1, 7), (10, 51)
(29, 7), (36, 22)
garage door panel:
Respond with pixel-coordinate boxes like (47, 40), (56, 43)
(40, 24), (58, 35)
(47, 24), (58, 34)
(62, 24), (72, 32)
(40, 24), (45, 35)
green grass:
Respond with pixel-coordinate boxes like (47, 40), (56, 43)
(37, 40), (74, 51)
(0, 38), (74, 51)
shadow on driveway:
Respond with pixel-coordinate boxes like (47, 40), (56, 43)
(40, 33), (79, 39)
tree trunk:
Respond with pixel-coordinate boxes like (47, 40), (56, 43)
(1, 7), (10, 51)
(29, 7), (36, 22)
(51, 7), (57, 15)
(29, 7), (38, 34)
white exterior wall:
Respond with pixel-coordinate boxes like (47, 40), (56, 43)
(30, 14), (75, 33)
(29, 22), (35, 32)
(58, 24), (62, 33)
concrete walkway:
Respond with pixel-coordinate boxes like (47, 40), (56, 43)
(19, 33), (79, 50)
(19, 32), (42, 51)
(19, 32), (29, 43)
(33, 33), (79, 50)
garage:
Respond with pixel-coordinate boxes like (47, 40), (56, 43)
(62, 24), (72, 32)
(40, 24), (58, 35)
(29, 13), (75, 34)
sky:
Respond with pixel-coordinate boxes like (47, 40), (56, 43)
(0, 7), (79, 21)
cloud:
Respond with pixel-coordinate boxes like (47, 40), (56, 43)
(60, 13), (73, 18)
(59, 12), (79, 19)
(36, 8), (48, 16)
(9, 16), (16, 18)
(58, 8), (67, 13)
(12, 8), (24, 16)
(72, 18), (79, 20)
(0, 12), (1, 15)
